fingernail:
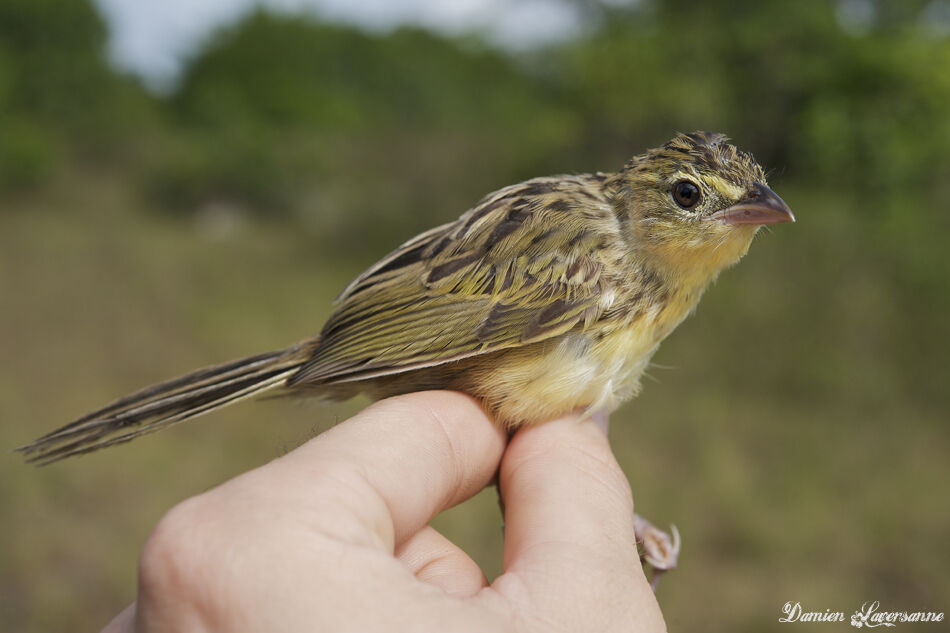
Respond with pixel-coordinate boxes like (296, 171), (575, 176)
(591, 410), (610, 435)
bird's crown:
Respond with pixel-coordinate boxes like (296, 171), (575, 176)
(611, 131), (768, 225)
(628, 131), (765, 191)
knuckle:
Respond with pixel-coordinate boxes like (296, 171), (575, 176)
(368, 391), (468, 483)
(138, 496), (211, 596)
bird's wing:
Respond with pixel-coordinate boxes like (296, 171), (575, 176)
(289, 175), (624, 386)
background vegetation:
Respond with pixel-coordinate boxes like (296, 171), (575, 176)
(2, 0), (948, 630)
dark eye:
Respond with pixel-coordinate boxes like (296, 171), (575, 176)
(672, 180), (701, 210)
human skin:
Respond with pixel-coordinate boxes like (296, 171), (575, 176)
(102, 391), (666, 632)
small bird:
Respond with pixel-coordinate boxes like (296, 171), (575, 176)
(19, 131), (793, 464)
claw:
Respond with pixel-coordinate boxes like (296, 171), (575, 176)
(634, 513), (681, 590)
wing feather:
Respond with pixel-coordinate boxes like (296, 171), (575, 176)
(289, 175), (623, 386)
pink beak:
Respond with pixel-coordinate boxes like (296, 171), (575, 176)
(709, 183), (795, 225)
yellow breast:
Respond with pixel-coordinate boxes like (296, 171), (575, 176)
(461, 289), (701, 428)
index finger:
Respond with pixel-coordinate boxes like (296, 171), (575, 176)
(261, 390), (507, 550)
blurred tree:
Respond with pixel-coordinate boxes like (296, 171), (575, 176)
(0, 0), (109, 122)
(0, 0), (947, 235)
(173, 12), (564, 133)
(558, 0), (950, 207)
(0, 0), (158, 191)
(151, 11), (579, 247)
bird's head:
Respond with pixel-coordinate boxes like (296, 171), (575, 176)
(612, 131), (794, 281)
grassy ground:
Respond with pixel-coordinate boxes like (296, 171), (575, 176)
(2, 170), (948, 632)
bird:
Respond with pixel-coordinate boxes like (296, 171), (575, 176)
(19, 131), (794, 465)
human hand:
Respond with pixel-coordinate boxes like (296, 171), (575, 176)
(103, 391), (666, 632)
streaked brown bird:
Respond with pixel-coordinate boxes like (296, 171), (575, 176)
(20, 131), (793, 465)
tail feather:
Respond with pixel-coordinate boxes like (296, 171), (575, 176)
(18, 341), (317, 465)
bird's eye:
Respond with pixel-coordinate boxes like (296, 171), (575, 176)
(672, 180), (701, 210)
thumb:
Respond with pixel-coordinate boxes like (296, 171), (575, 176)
(494, 414), (665, 632)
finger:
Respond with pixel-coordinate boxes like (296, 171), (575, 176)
(494, 414), (665, 630)
(101, 602), (135, 633)
(259, 391), (507, 549)
(395, 525), (489, 597)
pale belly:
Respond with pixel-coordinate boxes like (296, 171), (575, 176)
(450, 323), (661, 429)
(344, 298), (699, 429)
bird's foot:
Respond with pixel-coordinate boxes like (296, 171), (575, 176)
(634, 513), (680, 591)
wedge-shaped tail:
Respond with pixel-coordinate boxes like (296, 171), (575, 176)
(18, 341), (317, 465)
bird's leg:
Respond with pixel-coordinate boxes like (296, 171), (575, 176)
(634, 513), (680, 590)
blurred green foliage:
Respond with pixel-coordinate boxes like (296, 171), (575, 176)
(2, 1), (948, 631)
(563, 0), (950, 206)
(150, 10), (579, 237)
(0, 0), (158, 181)
(3, 1), (948, 230)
